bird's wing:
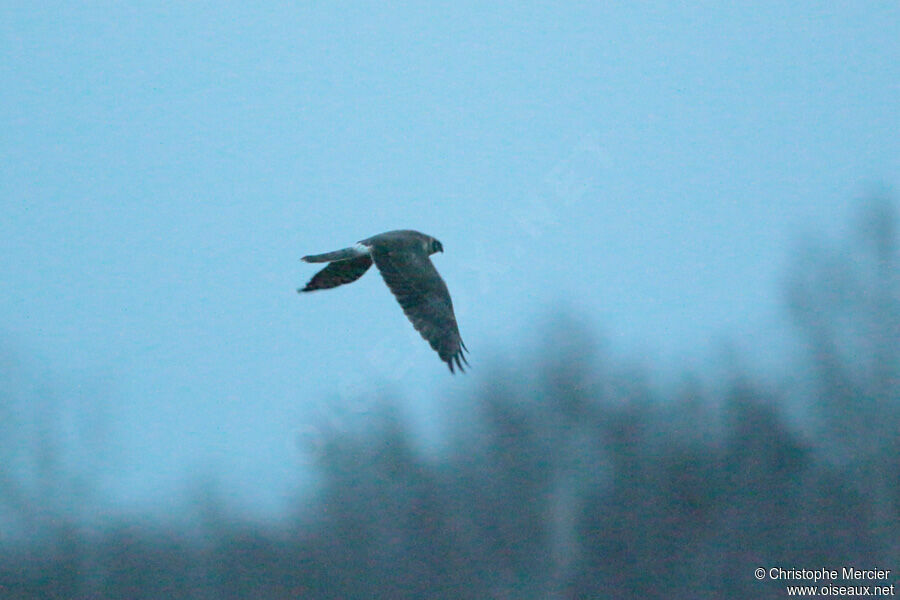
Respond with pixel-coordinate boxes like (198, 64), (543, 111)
(371, 247), (468, 373)
(299, 254), (373, 292)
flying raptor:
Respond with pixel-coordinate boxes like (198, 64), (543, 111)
(298, 230), (469, 373)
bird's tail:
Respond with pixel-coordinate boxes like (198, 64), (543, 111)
(302, 245), (367, 263)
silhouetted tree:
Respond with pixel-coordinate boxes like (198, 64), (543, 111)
(786, 196), (899, 563)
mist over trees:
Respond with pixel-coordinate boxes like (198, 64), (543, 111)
(1, 199), (897, 598)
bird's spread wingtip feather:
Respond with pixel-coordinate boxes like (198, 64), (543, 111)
(452, 353), (467, 373)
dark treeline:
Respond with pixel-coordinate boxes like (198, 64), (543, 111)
(1, 199), (897, 598)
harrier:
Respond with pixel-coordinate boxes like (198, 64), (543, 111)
(298, 230), (469, 373)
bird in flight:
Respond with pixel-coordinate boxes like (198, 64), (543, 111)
(298, 230), (469, 373)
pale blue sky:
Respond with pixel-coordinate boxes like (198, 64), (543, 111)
(2, 2), (897, 518)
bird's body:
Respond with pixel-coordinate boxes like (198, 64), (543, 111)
(299, 230), (469, 373)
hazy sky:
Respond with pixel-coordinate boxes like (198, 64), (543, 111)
(2, 3), (897, 519)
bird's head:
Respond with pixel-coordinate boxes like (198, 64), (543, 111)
(429, 238), (444, 255)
